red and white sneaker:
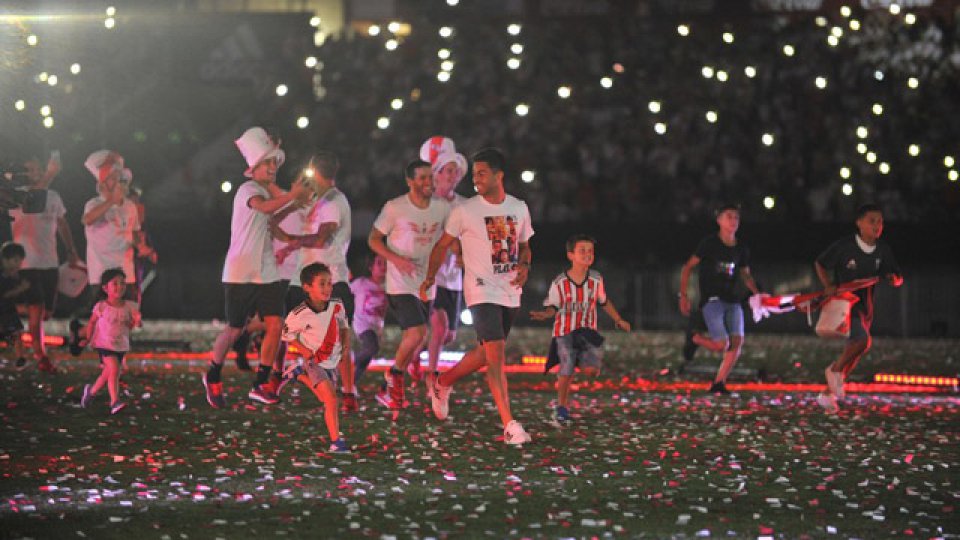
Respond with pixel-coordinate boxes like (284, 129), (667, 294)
(202, 374), (226, 409)
(429, 377), (452, 420)
(824, 367), (845, 399)
(504, 420), (532, 445)
(816, 392), (839, 413)
(248, 384), (278, 405)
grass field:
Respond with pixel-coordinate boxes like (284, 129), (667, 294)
(1, 328), (958, 539)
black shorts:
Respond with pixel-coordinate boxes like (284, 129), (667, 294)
(0, 311), (23, 340)
(285, 283), (306, 313)
(224, 282), (286, 328)
(431, 286), (463, 331)
(388, 294), (429, 329)
(331, 281), (354, 322)
(20, 268), (59, 312)
(469, 303), (518, 343)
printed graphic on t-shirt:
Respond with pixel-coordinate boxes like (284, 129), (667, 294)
(408, 221), (442, 248)
(715, 261), (736, 277)
(484, 215), (519, 274)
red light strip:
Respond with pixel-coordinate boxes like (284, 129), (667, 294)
(874, 373), (958, 387)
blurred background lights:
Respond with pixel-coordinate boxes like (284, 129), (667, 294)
(437, 71), (451, 82)
(40, 105), (51, 117)
(677, 24), (690, 36)
(220, 181), (232, 193)
(385, 39), (398, 51)
(874, 70), (884, 81)
(815, 16), (828, 27)
(377, 116), (390, 129)
(387, 21), (401, 34)
(908, 144), (920, 156)
(879, 162), (890, 174)
(511, 43), (523, 54)
(856, 126), (869, 138)
(70, 63), (82, 75)
(831, 26), (843, 38)
(438, 48), (450, 59)
(275, 84), (288, 97)
(507, 24), (521, 35)
(43, 117), (54, 128)
(763, 196), (775, 209)
(722, 32), (734, 44)
(840, 5), (852, 17)
(447, 0), (459, 5)
(14, 100), (25, 111)
(654, 122), (667, 135)
(440, 60), (454, 71)
(716, 70), (728, 82)
(309, 16), (321, 27)
(840, 167), (851, 179)
(368, 25), (380, 36)
(305, 56), (318, 68)
(705, 110), (718, 123)
(27, 35), (38, 46)
(907, 77), (919, 89)
(943, 156), (955, 168)
(866, 151), (877, 163)
(762, 133), (775, 146)
(857, 143), (867, 154)
(648, 100), (661, 113)
(815, 76), (827, 89)
(842, 183), (854, 196)
(905, 13), (916, 25)
(105, 18), (116, 29)
(600, 77), (613, 88)
(106, 6), (116, 16)
(39, 72), (48, 82)
(47, 75), (58, 86)
(521, 170), (535, 183)
(557, 86), (571, 99)
(439, 26), (453, 38)
(744, 66), (757, 78)
(391, 98), (403, 110)
(782, 44), (795, 56)
(507, 57), (521, 69)
(827, 35), (839, 47)
(296, 116), (309, 129)
(701, 66), (714, 78)
(872, 103), (883, 115)
(515, 103), (529, 116)
(849, 19), (861, 31)
(889, 3), (901, 15)
(949, 170), (959, 182)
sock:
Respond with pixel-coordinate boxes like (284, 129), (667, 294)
(255, 365), (272, 386)
(207, 362), (223, 383)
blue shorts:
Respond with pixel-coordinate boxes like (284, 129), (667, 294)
(304, 362), (339, 388)
(555, 333), (603, 377)
(702, 299), (744, 341)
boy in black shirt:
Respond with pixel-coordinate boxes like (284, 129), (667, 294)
(679, 204), (761, 394)
(0, 242), (30, 368)
(814, 203), (902, 412)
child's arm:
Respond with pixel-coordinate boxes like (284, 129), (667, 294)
(529, 306), (557, 321)
(601, 300), (631, 332)
(83, 308), (100, 345)
(678, 254), (700, 316)
(339, 327), (351, 365)
(2, 279), (30, 299)
(814, 260), (836, 295)
(129, 304), (142, 328)
(738, 267), (761, 296)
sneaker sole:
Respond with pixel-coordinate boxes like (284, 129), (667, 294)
(248, 392), (279, 405)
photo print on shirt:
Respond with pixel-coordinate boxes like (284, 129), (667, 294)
(485, 215), (519, 274)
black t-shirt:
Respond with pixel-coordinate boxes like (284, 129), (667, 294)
(816, 234), (900, 317)
(0, 274), (24, 316)
(694, 234), (750, 305)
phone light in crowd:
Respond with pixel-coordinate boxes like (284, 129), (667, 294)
(437, 71), (450, 82)
(716, 70), (728, 82)
(521, 170), (535, 183)
(827, 35), (839, 47)
(677, 24), (690, 37)
(515, 103), (529, 117)
(879, 162), (890, 174)
(763, 196), (775, 209)
(857, 143), (867, 154)
(438, 48), (450, 59)
(856, 126), (869, 139)
(43, 117), (54, 129)
(889, 3), (901, 15)
(106, 6), (116, 16)
(303, 168), (315, 178)
(841, 183), (853, 196)
(705, 110), (718, 123)
(872, 103), (883, 115)
(305, 56), (317, 68)
(376, 116), (390, 129)
(722, 32), (734, 44)
(368, 25), (380, 36)
(908, 144), (920, 157)
(840, 166), (851, 179)
(654, 122), (667, 135)
(511, 43), (524, 55)
(390, 98), (403, 110)
(866, 151), (877, 164)
(874, 373), (958, 387)
(310, 16), (321, 27)
(296, 116), (309, 129)
(40, 105), (51, 117)
(905, 13), (916, 25)
(27, 34), (38, 46)
(874, 70), (884, 81)
(459, 309), (472, 326)
(105, 18), (116, 29)
(600, 76), (613, 88)
(47, 75), (58, 86)
(387, 21), (401, 34)
(440, 60), (454, 71)
(507, 57), (521, 70)
(815, 16), (828, 27)
(39, 72), (48, 82)
(220, 181), (232, 193)
(815, 76), (827, 89)
(849, 19), (861, 31)
(840, 5), (852, 17)
(70, 63), (81, 75)
(782, 44), (795, 57)
(439, 26), (453, 38)
(507, 24), (522, 36)
(907, 77), (919, 89)
(14, 99), (25, 111)
(447, 0), (459, 5)
(761, 133), (775, 146)
(744, 65), (757, 78)
(949, 170), (959, 182)
(385, 39), (398, 51)
(944, 156), (956, 168)
(275, 84), (288, 97)
(701, 66), (714, 79)
(648, 100), (661, 113)
(831, 26), (843, 38)
(557, 85), (571, 99)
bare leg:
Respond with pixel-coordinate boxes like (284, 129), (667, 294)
(307, 378), (340, 442)
(103, 357), (121, 405)
(392, 325), (427, 372)
(27, 305), (46, 359)
(261, 316), (282, 371)
(834, 337), (871, 378)
(428, 310), (453, 373)
(692, 333), (728, 353)
(715, 335), (743, 383)
(339, 349), (356, 394)
(481, 339), (513, 426)
(557, 375), (573, 408)
(212, 326), (244, 366)
(437, 345), (486, 387)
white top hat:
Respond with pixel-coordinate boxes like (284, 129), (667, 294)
(235, 127), (285, 178)
(419, 136), (458, 164)
(432, 151), (468, 182)
(84, 149), (123, 182)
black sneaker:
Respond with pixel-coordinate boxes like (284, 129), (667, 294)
(708, 381), (731, 395)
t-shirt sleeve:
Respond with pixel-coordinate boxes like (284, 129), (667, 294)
(82, 198), (98, 220)
(740, 245), (751, 269)
(372, 200), (395, 235)
(336, 302), (349, 329)
(816, 238), (843, 270)
(518, 202), (534, 243)
(693, 236), (711, 259)
(544, 276), (562, 308)
(129, 202), (141, 232)
(597, 275), (608, 306)
(880, 243), (901, 276)
(444, 205), (464, 238)
(314, 198), (341, 228)
(52, 192), (66, 219)
(238, 182), (261, 210)
(281, 311), (303, 343)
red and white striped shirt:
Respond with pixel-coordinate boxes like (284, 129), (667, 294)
(543, 270), (607, 337)
(282, 299), (349, 369)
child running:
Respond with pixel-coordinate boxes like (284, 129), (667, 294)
(530, 235), (631, 425)
(80, 268), (141, 414)
(350, 253), (388, 386)
(815, 203), (902, 412)
(279, 263), (351, 453)
(0, 242), (30, 369)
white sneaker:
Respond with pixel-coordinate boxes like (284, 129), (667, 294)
(430, 378), (452, 420)
(504, 420), (532, 445)
(80, 384), (93, 408)
(816, 392), (839, 413)
(825, 367), (845, 399)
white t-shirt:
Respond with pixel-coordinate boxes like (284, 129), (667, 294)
(89, 300), (139, 352)
(296, 188), (351, 286)
(10, 189), (67, 269)
(349, 276), (387, 335)
(83, 196), (140, 284)
(445, 194), (534, 308)
(434, 192), (466, 291)
(221, 180), (279, 284)
(282, 299), (349, 369)
(272, 202), (307, 282)
(372, 194), (450, 298)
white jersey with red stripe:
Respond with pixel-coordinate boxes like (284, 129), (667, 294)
(543, 270), (608, 337)
(282, 299), (349, 370)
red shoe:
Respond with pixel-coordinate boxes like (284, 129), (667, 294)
(407, 360), (423, 383)
(341, 392), (358, 412)
(202, 374), (226, 409)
